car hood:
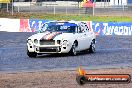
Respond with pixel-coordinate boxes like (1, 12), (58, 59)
(28, 31), (74, 40)
(54, 33), (75, 40)
(28, 31), (50, 40)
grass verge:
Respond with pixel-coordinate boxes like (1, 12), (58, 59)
(0, 12), (132, 22)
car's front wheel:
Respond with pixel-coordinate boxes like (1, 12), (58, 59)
(89, 40), (96, 53)
(69, 42), (77, 56)
(27, 50), (37, 58)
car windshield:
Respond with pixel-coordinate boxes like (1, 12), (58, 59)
(40, 22), (77, 33)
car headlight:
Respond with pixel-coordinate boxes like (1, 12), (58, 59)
(34, 39), (38, 44)
(27, 39), (33, 45)
(62, 40), (69, 46)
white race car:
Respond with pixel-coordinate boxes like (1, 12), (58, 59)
(27, 21), (96, 57)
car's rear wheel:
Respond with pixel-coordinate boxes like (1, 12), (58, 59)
(69, 42), (77, 56)
(27, 50), (37, 58)
(89, 40), (95, 53)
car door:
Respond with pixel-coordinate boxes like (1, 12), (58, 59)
(85, 28), (93, 49)
(76, 26), (88, 51)
(80, 22), (93, 49)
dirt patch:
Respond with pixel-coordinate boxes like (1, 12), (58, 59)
(0, 68), (132, 88)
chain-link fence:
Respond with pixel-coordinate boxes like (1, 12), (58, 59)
(0, 1), (132, 16)
(94, 2), (132, 16)
(13, 1), (84, 14)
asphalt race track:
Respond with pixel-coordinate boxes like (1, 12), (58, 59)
(0, 32), (132, 73)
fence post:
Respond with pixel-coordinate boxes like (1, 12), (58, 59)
(18, 6), (19, 12)
(93, 2), (95, 16)
(54, 5), (55, 15)
(66, 1), (68, 14)
(122, 3), (125, 16)
(11, 0), (14, 15)
(7, 3), (8, 12)
(30, 1), (31, 13)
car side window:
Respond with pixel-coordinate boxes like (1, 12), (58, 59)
(78, 27), (82, 33)
(78, 22), (90, 33)
(78, 26), (85, 33)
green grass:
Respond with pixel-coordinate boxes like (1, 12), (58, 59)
(0, 12), (132, 22)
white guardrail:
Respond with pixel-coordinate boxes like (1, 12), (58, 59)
(0, 18), (20, 32)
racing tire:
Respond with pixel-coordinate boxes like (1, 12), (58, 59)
(76, 75), (86, 85)
(27, 50), (37, 58)
(89, 40), (95, 53)
(69, 42), (77, 56)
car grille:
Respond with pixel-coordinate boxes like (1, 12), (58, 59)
(39, 47), (58, 52)
(40, 40), (55, 45)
